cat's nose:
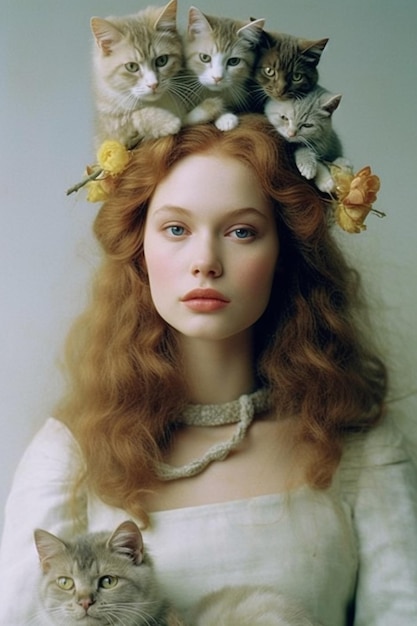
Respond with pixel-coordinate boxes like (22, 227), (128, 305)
(212, 75), (223, 84)
(147, 82), (159, 93)
(79, 596), (95, 612)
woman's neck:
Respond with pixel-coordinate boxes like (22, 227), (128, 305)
(179, 332), (256, 405)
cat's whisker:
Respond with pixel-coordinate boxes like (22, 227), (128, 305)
(251, 86), (268, 105)
(168, 80), (198, 109)
(231, 87), (250, 112)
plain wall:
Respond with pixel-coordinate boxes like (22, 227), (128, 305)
(1, 0), (416, 535)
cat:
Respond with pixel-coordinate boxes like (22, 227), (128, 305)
(91, 0), (192, 147)
(265, 86), (347, 192)
(34, 520), (185, 626)
(190, 585), (323, 626)
(182, 7), (265, 131)
(254, 30), (328, 102)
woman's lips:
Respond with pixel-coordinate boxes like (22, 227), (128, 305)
(181, 289), (230, 312)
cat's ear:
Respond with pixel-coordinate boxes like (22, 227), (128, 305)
(108, 521), (144, 566)
(91, 18), (123, 56)
(298, 38), (329, 65)
(155, 0), (178, 33)
(322, 93), (342, 116)
(237, 18), (265, 47)
(34, 529), (67, 573)
(258, 29), (276, 51)
(187, 7), (212, 39)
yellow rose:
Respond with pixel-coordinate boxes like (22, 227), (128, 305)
(97, 140), (130, 175)
(334, 201), (371, 234)
(86, 180), (109, 203)
(330, 165), (382, 233)
(330, 165), (354, 199)
(343, 166), (380, 207)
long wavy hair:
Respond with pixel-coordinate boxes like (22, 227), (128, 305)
(57, 114), (387, 521)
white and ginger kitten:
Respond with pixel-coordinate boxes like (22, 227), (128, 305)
(183, 7), (265, 130)
(91, 0), (190, 147)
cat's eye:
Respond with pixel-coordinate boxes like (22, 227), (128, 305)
(125, 62), (140, 73)
(56, 576), (74, 591)
(227, 57), (241, 67)
(263, 67), (275, 78)
(99, 575), (119, 589)
(292, 73), (303, 82)
(301, 123), (314, 128)
(199, 53), (211, 63)
(155, 55), (169, 68)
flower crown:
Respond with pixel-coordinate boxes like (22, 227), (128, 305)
(67, 138), (384, 234)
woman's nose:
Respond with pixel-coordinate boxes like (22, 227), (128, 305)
(190, 240), (223, 278)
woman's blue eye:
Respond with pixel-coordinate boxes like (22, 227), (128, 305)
(233, 228), (254, 239)
(168, 225), (185, 236)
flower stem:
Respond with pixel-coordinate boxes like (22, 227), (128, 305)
(66, 167), (104, 196)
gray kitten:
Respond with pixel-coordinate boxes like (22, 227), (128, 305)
(265, 86), (347, 192)
(34, 520), (184, 626)
(183, 7), (265, 130)
(91, 0), (190, 147)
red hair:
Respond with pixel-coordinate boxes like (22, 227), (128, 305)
(57, 115), (386, 521)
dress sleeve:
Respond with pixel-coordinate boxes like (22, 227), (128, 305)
(0, 418), (87, 625)
(343, 417), (417, 625)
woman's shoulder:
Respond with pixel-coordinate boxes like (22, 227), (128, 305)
(338, 413), (416, 502)
(13, 417), (83, 482)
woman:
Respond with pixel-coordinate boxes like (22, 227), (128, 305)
(1, 115), (416, 624)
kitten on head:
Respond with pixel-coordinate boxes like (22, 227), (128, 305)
(254, 29), (329, 100)
(91, 0), (187, 146)
(183, 7), (265, 130)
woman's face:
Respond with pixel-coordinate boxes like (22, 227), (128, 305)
(143, 151), (279, 343)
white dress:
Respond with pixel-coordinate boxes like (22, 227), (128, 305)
(0, 416), (416, 625)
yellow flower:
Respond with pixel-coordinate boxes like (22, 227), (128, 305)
(97, 140), (130, 175)
(334, 202), (372, 234)
(85, 171), (117, 202)
(86, 180), (109, 202)
(330, 165), (381, 233)
(343, 166), (380, 207)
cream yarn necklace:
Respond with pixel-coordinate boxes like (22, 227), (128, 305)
(156, 389), (271, 481)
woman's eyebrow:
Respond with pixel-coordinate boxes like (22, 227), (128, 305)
(153, 204), (189, 214)
(152, 206), (268, 220)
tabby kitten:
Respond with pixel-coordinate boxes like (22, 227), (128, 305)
(265, 86), (345, 192)
(34, 520), (184, 626)
(183, 7), (265, 130)
(190, 585), (322, 626)
(91, 0), (189, 147)
(254, 31), (328, 101)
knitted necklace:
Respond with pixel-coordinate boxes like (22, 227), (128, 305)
(156, 388), (271, 481)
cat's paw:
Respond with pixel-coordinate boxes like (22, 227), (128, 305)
(215, 112), (239, 131)
(295, 148), (317, 179)
(294, 147), (317, 180)
(314, 162), (335, 193)
(185, 97), (224, 125)
(132, 107), (181, 139)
